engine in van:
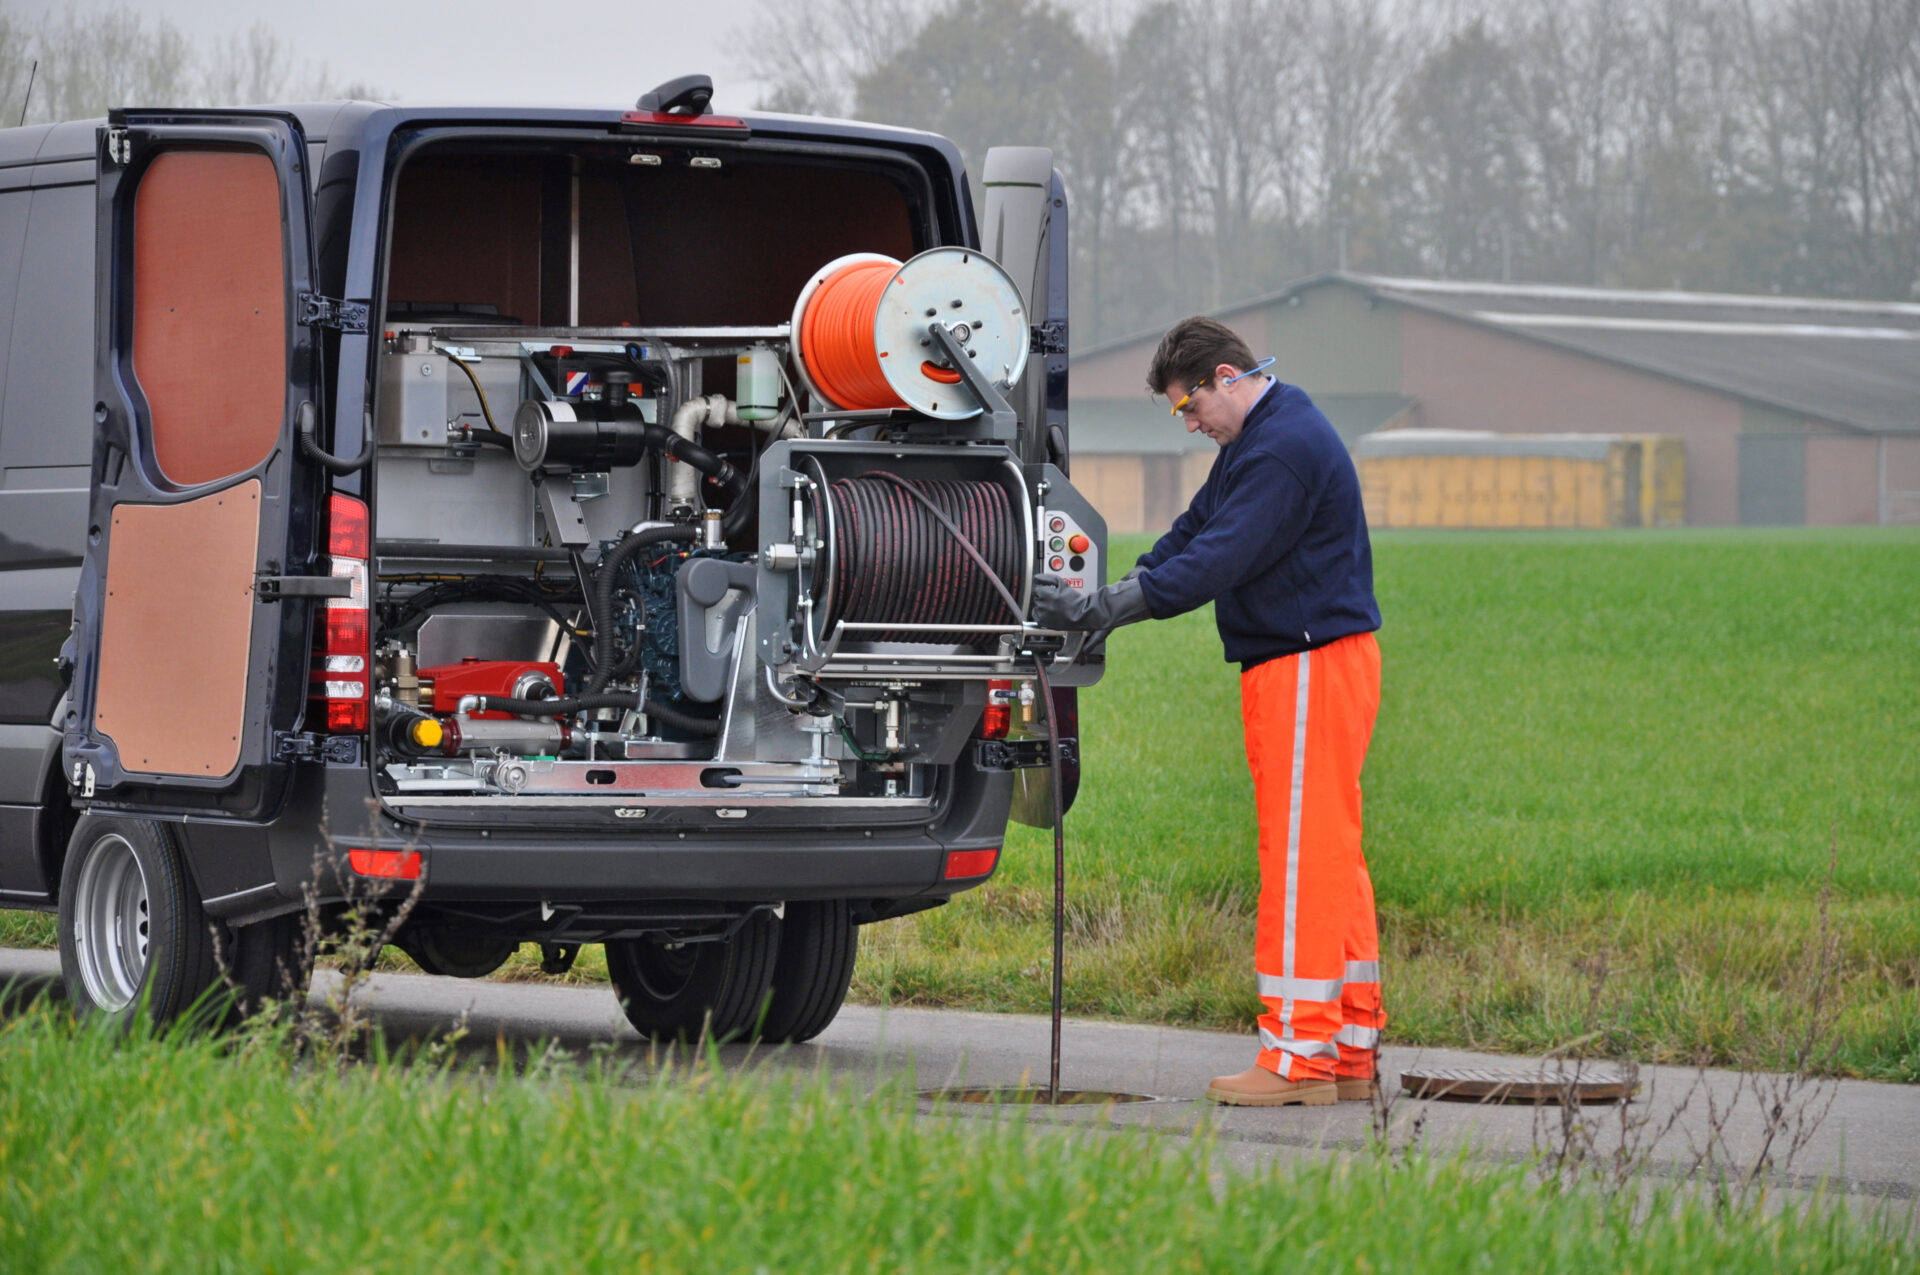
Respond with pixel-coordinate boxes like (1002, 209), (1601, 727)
(364, 244), (1104, 810)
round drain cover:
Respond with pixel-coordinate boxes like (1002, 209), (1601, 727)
(1400, 1067), (1638, 1104)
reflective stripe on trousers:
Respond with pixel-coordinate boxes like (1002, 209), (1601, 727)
(1243, 632), (1383, 1082)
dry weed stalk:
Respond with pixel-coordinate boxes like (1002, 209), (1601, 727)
(1528, 834), (1844, 1213)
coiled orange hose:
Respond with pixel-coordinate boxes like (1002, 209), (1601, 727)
(800, 260), (905, 410)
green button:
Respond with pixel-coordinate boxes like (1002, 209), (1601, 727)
(1049, 537), (1065, 551)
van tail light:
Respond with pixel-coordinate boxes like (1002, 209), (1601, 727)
(982, 679), (1013, 740)
(311, 492), (370, 734)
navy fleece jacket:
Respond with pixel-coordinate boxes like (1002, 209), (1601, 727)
(1136, 380), (1380, 668)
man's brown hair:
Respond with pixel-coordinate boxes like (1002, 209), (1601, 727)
(1145, 317), (1257, 396)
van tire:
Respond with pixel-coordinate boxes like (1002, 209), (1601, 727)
(606, 910), (779, 1043)
(57, 816), (221, 1027)
(758, 899), (857, 1044)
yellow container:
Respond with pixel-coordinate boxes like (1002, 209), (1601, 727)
(1354, 430), (1685, 529)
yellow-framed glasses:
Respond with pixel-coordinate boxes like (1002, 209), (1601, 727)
(1168, 375), (1213, 416)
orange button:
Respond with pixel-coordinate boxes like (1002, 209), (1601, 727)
(1067, 533), (1090, 554)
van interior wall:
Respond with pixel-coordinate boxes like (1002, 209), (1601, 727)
(387, 152), (918, 328)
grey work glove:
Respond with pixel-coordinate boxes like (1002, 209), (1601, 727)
(1031, 573), (1150, 632)
(1081, 568), (1142, 660)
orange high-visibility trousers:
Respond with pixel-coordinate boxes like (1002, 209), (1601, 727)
(1241, 631), (1383, 1082)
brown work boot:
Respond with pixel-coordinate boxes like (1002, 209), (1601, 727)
(1204, 1065), (1337, 1107)
(1335, 1076), (1380, 1102)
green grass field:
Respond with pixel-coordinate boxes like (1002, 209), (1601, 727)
(857, 529), (1920, 1080)
(1, 1010), (1910, 1273)
(4, 529), (1916, 1079)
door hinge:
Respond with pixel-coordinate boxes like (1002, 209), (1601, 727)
(105, 128), (131, 165)
(298, 293), (370, 334)
(256, 573), (354, 602)
(275, 732), (324, 762)
(275, 732), (360, 765)
(974, 736), (1078, 772)
(1029, 320), (1068, 356)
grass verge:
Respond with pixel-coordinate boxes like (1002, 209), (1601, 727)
(1, 1008), (1910, 1273)
(857, 529), (1920, 1080)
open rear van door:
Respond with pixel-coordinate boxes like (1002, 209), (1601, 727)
(983, 147), (1084, 824)
(63, 110), (330, 818)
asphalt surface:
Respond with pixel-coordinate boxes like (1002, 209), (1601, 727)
(5, 946), (1917, 1206)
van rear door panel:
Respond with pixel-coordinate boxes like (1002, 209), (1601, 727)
(64, 111), (322, 818)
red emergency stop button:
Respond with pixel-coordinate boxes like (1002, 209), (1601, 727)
(1067, 533), (1090, 554)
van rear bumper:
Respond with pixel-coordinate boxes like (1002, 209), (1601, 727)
(192, 761), (1010, 925)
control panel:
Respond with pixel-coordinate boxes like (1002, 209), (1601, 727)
(1038, 507), (1099, 592)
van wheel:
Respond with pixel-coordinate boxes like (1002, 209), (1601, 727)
(758, 899), (857, 1044)
(57, 816), (220, 1027)
(606, 910), (779, 1043)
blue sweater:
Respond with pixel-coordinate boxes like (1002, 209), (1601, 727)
(1136, 381), (1380, 668)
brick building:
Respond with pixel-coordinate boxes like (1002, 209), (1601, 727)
(1069, 273), (1920, 530)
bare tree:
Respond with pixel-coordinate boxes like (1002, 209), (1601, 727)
(733, 0), (924, 117)
(1, 6), (379, 126)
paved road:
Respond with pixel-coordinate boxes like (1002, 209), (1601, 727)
(5, 946), (1916, 1204)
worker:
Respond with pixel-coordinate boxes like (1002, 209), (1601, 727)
(1031, 316), (1383, 1107)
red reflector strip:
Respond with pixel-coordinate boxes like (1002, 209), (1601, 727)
(348, 848), (422, 880)
(944, 848), (999, 880)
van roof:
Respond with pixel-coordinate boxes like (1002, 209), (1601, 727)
(0, 101), (966, 173)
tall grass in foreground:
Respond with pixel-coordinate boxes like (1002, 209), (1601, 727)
(0, 1010), (1910, 1274)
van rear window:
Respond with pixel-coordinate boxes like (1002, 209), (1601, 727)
(387, 149), (921, 328)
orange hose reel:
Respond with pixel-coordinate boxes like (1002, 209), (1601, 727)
(791, 248), (1030, 419)
(798, 258), (907, 410)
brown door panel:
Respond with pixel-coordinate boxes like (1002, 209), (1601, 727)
(131, 150), (288, 488)
(94, 481), (261, 778)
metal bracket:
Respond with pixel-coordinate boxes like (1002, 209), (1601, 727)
(275, 732), (324, 762)
(256, 574), (354, 602)
(105, 128), (131, 166)
(1030, 320), (1068, 355)
(537, 480), (591, 548)
(974, 737), (1078, 772)
(927, 322), (1017, 441)
(297, 293), (371, 334)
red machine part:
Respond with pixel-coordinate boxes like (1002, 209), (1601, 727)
(419, 659), (563, 719)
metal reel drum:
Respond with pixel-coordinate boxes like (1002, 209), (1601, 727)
(872, 248), (1030, 420)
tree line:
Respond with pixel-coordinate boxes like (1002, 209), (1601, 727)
(741, 0), (1920, 348)
(0, 5), (372, 134)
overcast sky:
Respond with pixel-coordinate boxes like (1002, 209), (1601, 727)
(66, 0), (773, 108)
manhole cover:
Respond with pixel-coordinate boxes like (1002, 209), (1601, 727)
(918, 1088), (1162, 1107)
(1400, 1067), (1638, 1105)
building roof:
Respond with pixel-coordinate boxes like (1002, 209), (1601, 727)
(1352, 428), (1621, 461)
(1068, 391), (1414, 454)
(1079, 272), (1920, 435)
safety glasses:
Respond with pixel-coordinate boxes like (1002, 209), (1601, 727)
(1168, 375), (1212, 416)
(1168, 357), (1276, 416)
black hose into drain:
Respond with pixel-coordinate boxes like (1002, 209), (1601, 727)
(860, 472), (1069, 1106)
(825, 475), (1023, 644)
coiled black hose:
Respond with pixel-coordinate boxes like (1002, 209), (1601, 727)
(826, 475), (1023, 644)
(462, 690), (719, 737)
